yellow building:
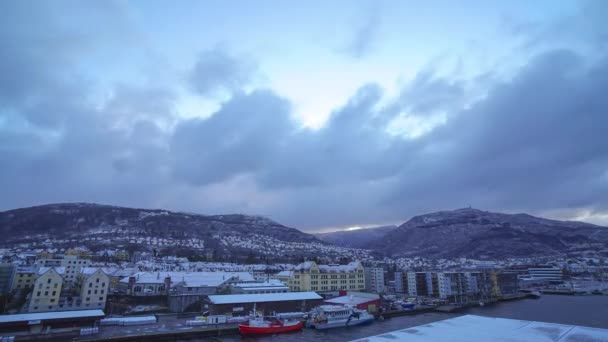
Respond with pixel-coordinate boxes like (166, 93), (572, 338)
(282, 261), (365, 292)
(11, 267), (36, 291)
(28, 267), (64, 312)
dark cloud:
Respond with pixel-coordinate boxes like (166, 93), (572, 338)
(189, 49), (257, 97)
(170, 90), (292, 185)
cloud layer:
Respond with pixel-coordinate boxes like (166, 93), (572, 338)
(1, 1), (607, 231)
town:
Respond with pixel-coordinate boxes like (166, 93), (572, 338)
(0, 245), (606, 340)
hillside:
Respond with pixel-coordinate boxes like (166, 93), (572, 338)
(368, 208), (608, 259)
(0, 203), (368, 260)
(315, 225), (397, 248)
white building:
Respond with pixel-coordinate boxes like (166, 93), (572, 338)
(230, 279), (289, 294)
(120, 271), (255, 296)
(526, 267), (562, 281)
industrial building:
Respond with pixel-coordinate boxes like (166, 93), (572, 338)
(206, 292), (323, 316)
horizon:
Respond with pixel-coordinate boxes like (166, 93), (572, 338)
(2, 201), (606, 234)
(1, 1), (607, 231)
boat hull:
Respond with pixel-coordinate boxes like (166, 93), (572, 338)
(239, 321), (303, 335)
(307, 317), (374, 330)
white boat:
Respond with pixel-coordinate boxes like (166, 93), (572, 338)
(306, 305), (374, 329)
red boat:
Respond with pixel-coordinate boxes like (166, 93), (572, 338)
(239, 315), (303, 335)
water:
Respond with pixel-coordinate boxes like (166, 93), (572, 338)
(186, 295), (608, 342)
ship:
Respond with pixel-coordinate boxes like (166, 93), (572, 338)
(238, 309), (303, 335)
(306, 305), (374, 329)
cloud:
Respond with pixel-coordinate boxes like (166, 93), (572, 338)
(341, 6), (381, 59)
(1, 0), (607, 232)
(189, 49), (258, 97)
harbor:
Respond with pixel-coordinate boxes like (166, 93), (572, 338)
(6, 293), (604, 342)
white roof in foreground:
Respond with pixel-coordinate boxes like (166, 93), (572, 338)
(0, 310), (105, 324)
(209, 292), (322, 304)
(351, 315), (608, 342)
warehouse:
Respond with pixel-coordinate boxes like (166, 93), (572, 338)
(206, 292), (322, 316)
(0, 309), (105, 334)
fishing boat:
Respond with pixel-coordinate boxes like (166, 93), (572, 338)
(238, 309), (303, 335)
(306, 305), (374, 329)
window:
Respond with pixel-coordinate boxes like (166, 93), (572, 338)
(52, 291), (56, 296)
(94, 290), (97, 294)
(50, 299), (55, 303)
(47, 279), (51, 284)
(99, 297), (103, 301)
(102, 283), (106, 287)
(96, 278), (100, 283)
(86, 297), (90, 301)
(89, 283), (93, 287)
(54, 283), (58, 288)
(37, 291), (41, 297)
(44, 291), (48, 296)
(88, 290), (91, 294)
(101, 290), (104, 294)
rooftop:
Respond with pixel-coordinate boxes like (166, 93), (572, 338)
(325, 295), (378, 306)
(208, 292), (322, 304)
(120, 271), (254, 287)
(0, 310), (105, 324)
(350, 315), (608, 342)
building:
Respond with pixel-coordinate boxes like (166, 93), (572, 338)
(0, 309), (104, 334)
(364, 267), (385, 294)
(119, 271), (255, 296)
(76, 268), (111, 309)
(495, 271), (520, 296)
(11, 266), (36, 292)
(230, 279), (289, 294)
(28, 267), (65, 312)
(35, 255), (91, 285)
(0, 264), (16, 295)
(206, 292), (323, 316)
(324, 291), (381, 313)
(526, 267), (562, 281)
(281, 261), (366, 292)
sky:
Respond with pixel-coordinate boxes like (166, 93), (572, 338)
(1, 0), (607, 232)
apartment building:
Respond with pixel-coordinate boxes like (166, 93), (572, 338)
(35, 255), (91, 285)
(76, 268), (111, 309)
(28, 267), (64, 312)
(364, 267), (385, 294)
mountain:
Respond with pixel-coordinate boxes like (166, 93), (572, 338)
(0, 203), (337, 260)
(315, 225), (397, 248)
(368, 208), (608, 259)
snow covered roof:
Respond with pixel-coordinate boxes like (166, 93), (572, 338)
(119, 271), (254, 287)
(208, 292), (322, 304)
(232, 280), (287, 289)
(295, 261), (362, 273)
(325, 295), (377, 306)
(37, 266), (65, 275)
(0, 310), (105, 324)
(350, 315), (608, 342)
(276, 271), (293, 277)
(79, 267), (112, 276)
